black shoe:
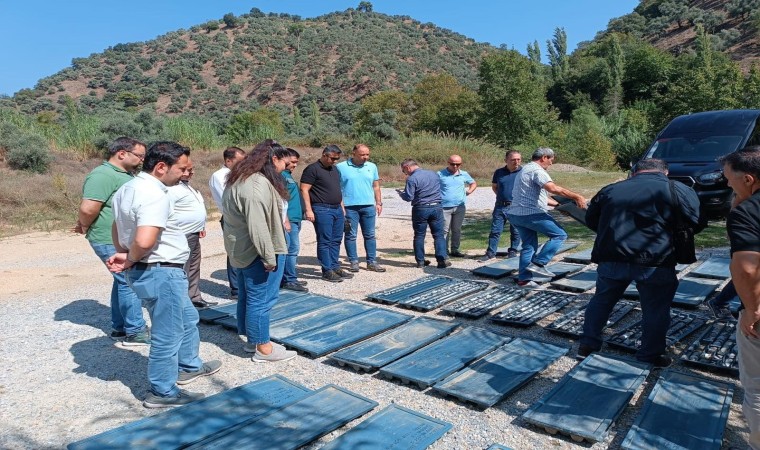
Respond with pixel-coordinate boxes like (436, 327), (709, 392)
(449, 251), (466, 258)
(322, 271), (343, 283)
(296, 280), (308, 286)
(576, 344), (598, 360)
(192, 298), (218, 308)
(349, 261), (361, 272)
(143, 389), (205, 408)
(110, 330), (127, 341)
(707, 299), (734, 320)
(334, 268), (354, 279)
(229, 292), (238, 300)
(437, 260), (452, 269)
(638, 354), (672, 368)
(416, 260), (431, 268)
(282, 282), (308, 292)
(506, 248), (519, 258)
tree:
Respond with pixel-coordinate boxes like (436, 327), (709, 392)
(222, 13), (241, 28)
(604, 34), (625, 115)
(226, 109), (284, 144)
(357, 1), (373, 13)
(547, 28), (569, 82)
(477, 50), (555, 146)
(728, 0), (760, 19)
(410, 73), (478, 135)
(354, 90), (412, 136)
(527, 40), (543, 79)
(744, 64), (760, 108)
(288, 23), (305, 51)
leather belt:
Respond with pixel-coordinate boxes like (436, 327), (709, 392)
(497, 201), (511, 206)
(132, 262), (184, 270)
(416, 202), (441, 206)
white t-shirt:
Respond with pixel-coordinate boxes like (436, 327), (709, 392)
(113, 172), (190, 264)
(209, 167), (229, 214)
(168, 181), (206, 234)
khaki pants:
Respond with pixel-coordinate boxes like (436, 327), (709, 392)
(738, 311), (760, 450)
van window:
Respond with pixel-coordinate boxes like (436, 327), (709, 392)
(745, 119), (760, 147)
(646, 135), (744, 161)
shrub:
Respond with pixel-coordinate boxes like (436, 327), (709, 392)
(226, 109), (284, 145)
(7, 133), (52, 173)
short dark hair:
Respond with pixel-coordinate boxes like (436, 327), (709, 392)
(634, 158), (668, 173)
(505, 149), (521, 159)
(286, 148), (300, 158)
(720, 146), (760, 179)
(143, 141), (190, 171)
(223, 146), (245, 161)
(323, 144), (342, 155)
(108, 137), (145, 155)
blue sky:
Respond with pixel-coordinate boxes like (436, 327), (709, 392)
(0, 1), (638, 96)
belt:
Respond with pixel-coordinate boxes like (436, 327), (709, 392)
(132, 262), (184, 270)
(497, 201), (511, 206)
(415, 202), (441, 207)
(312, 203), (341, 209)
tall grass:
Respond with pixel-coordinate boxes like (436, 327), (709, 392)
(164, 116), (227, 150)
(54, 114), (101, 158)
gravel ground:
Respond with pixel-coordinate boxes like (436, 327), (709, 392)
(0, 187), (748, 449)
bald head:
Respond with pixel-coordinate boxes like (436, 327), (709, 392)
(447, 154), (463, 173)
(351, 143), (371, 165)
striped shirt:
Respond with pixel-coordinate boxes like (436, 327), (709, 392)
(508, 161), (552, 216)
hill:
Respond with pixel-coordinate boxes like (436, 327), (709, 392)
(6, 9), (491, 126)
(602, 0), (760, 69)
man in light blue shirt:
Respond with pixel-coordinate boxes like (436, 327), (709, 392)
(438, 154), (477, 257)
(336, 144), (386, 273)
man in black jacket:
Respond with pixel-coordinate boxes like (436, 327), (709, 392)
(579, 158), (704, 367)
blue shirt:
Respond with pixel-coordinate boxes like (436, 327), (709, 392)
(400, 168), (442, 206)
(492, 166), (522, 203)
(438, 168), (475, 207)
(282, 170), (302, 222)
(336, 159), (379, 206)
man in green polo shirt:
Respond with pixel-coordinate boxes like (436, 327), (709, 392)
(73, 137), (149, 346)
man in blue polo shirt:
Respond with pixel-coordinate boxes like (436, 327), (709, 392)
(337, 144), (386, 273)
(438, 154), (477, 258)
(480, 150), (523, 261)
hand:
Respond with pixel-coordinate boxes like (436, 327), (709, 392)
(284, 221), (291, 233)
(264, 264), (277, 272)
(740, 311), (760, 339)
(376, 204), (382, 216)
(575, 197), (587, 209)
(72, 223), (86, 234)
(106, 252), (133, 273)
(199, 230), (206, 238)
(305, 211), (315, 222)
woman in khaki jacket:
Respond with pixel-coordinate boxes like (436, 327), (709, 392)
(222, 140), (296, 363)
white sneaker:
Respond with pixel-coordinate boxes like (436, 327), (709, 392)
(252, 344), (297, 363)
(516, 281), (539, 289)
(526, 263), (555, 278)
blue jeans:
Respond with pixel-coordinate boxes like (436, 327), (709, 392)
(283, 221), (301, 284)
(344, 205), (378, 264)
(221, 219), (238, 295)
(89, 242), (146, 335)
(486, 205), (521, 257)
(126, 265), (203, 397)
(508, 212), (567, 281)
(411, 205), (447, 264)
(236, 254), (285, 344)
(581, 262), (678, 362)
(312, 204), (344, 273)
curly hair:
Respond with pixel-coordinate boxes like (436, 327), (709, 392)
(227, 139), (289, 199)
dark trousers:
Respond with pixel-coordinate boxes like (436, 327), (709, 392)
(221, 218), (238, 295)
(411, 205), (447, 264)
(312, 204), (344, 273)
(184, 232), (202, 302)
(581, 261), (678, 362)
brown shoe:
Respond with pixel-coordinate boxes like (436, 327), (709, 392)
(366, 263), (386, 272)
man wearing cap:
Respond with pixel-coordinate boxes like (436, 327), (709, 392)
(438, 154), (477, 258)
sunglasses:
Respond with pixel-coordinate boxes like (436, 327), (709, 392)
(329, 157), (340, 161)
(448, 162), (461, 166)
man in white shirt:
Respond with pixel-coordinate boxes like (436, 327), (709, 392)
(168, 160), (216, 308)
(209, 146), (246, 299)
(108, 141), (221, 408)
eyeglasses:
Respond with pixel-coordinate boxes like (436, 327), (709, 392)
(129, 151), (145, 160)
(448, 162), (461, 166)
(329, 157), (340, 161)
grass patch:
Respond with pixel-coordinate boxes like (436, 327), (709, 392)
(459, 212), (730, 255)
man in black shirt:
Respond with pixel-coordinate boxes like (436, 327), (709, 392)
(579, 158), (703, 368)
(722, 146), (760, 449)
(301, 145), (353, 283)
